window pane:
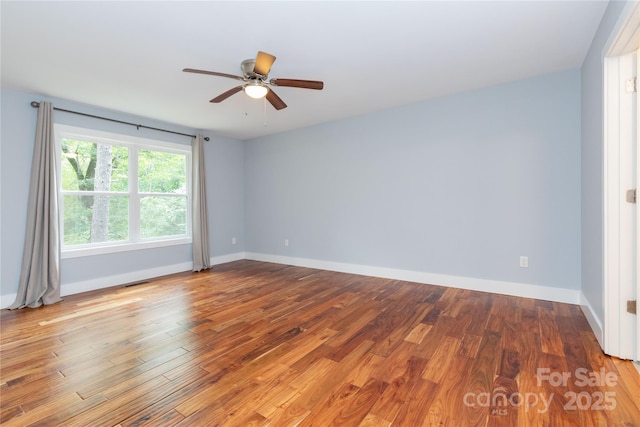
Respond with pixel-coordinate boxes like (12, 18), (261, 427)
(61, 140), (128, 192)
(63, 195), (129, 245)
(57, 125), (192, 254)
(138, 150), (186, 194)
(140, 196), (187, 238)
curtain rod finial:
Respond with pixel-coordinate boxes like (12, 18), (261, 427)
(30, 101), (40, 108)
(204, 137), (210, 142)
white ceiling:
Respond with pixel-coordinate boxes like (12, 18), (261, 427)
(1, 1), (608, 140)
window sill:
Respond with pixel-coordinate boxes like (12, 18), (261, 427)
(61, 237), (192, 259)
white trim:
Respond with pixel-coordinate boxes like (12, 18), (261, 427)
(0, 293), (17, 310)
(55, 124), (190, 153)
(244, 252), (581, 305)
(580, 293), (604, 347)
(55, 123), (193, 256)
(1, 251), (584, 315)
(603, 1), (640, 58)
(2, 251), (582, 309)
(603, 54), (622, 357)
(0, 251), (600, 346)
(61, 237), (192, 259)
(636, 48), (640, 363)
(0, 252), (247, 309)
(210, 251), (245, 265)
(0, 261), (191, 309)
(60, 261), (193, 298)
(603, 51), (637, 360)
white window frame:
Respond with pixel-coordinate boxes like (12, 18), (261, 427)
(55, 124), (192, 259)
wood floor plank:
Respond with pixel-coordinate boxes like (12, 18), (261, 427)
(298, 381), (363, 426)
(421, 335), (461, 384)
(291, 340), (374, 411)
(368, 356), (428, 422)
(38, 297), (143, 325)
(463, 330), (503, 426)
(537, 306), (565, 356)
(1, 260), (638, 426)
(457, 333), (482, 358)
(0, 392), (101, 427)
(118, 366), (219, 426)
(404, 322), (432, 344)
(266, 402), (311, 426)
(65, 375), (176, 426)
(345, 351), (386, 388)
(358, 413), (392, 427)
(424, 355), (474, 427)
(390, 378), (439, 425)
(254, 384), (300, 419)
(133, 408), (186, 427)
(326, 378), (388, 426)
(373, 340), (418, 383)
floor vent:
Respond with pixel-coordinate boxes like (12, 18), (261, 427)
(125, 281), (150, 288)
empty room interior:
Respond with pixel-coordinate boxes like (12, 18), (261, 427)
(1, 1), (640, 426)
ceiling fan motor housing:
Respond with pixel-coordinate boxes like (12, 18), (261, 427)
(241, 59), (265, 79)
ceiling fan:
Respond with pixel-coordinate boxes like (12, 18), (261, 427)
(183, 51), (324, 110)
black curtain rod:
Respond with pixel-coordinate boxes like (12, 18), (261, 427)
(30, 101), (209, 141)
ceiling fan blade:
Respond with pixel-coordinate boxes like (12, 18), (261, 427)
(210, 86), (244, 103)
(270, 78), (324, 90)
(253, 51), (276, 76)
(183, 68), (245, 81)
(266, 88), (287, 110)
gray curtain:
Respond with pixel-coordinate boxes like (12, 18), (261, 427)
(192, 134), (211, 272)
(10, 102), (62, 309)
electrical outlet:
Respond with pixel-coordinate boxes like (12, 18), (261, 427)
(520, 256), (529, 268)
(232, 237), (236, 245)
(284, 239), (289, 247)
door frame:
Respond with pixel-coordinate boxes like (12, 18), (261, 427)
(602, 1), (640, 361)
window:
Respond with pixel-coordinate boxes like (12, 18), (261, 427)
(55, 125), (192, 258)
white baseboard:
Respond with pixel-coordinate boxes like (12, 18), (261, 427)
(0, 261), (193, 310)
(0, 293), (17, 310)
(2, 251), (603, 355)
(210, 252), (245, 265)
(0, 252), (246, 309)
(244, 252), (582, 305)
(0, 251), (583, 310)
(61, 261), (194, 298)
(580, 293), (604, 347)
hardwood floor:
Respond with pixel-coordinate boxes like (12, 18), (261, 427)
(1, 260), (639, 426)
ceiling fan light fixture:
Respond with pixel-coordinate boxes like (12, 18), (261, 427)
(244, 83), (268, 99)
(183, 50), (323, 110)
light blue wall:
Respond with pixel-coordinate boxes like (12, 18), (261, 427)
(0, 89), (244, 299)
(3, 34), (620, 304)
(580, 1), (630, 322)
(245, 69), (582, 290)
